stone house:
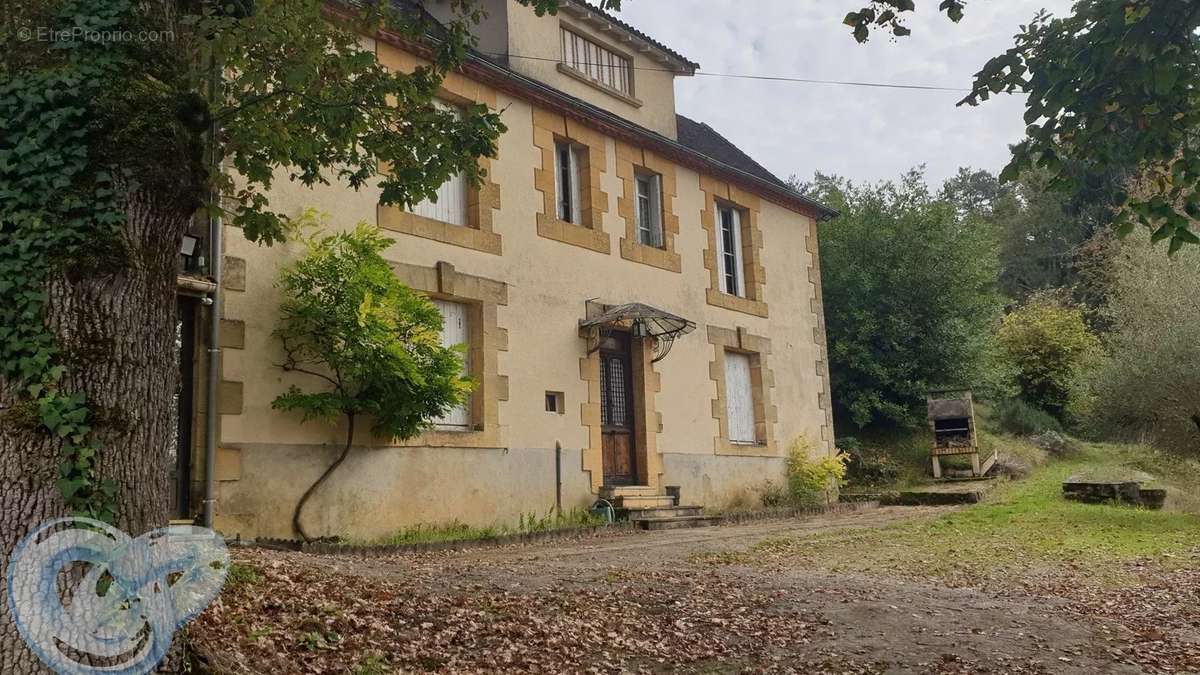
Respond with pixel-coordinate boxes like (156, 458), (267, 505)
(175, 0), (836, 539)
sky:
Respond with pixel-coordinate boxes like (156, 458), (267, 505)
(615, 0), (1075, 188)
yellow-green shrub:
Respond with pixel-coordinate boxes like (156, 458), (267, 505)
(997, 294), (1099, 417)
(785, 437), (849, 506)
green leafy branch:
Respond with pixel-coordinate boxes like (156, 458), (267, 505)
(959, 1), (1200, 253)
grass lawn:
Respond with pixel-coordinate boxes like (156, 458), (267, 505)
(748, 442), (1200, 587)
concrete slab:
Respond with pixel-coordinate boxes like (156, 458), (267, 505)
(1063, 471), (1166, 509)
(880, 479), (1000, 506)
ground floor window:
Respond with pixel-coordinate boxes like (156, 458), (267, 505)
(432, 298), (471, 429)
(724, 350), (757, 444)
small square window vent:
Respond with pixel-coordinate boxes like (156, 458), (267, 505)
(545, 391), (565, 414)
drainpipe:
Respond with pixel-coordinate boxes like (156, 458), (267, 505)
(202, 53), (223, 529)
(554, 441), (562, 518)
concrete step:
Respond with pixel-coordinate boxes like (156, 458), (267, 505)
(617, 505), (703, 520)
(599, 485), (662, 499)
(614, 494), (676, 509)
(634, 515), (723, 531)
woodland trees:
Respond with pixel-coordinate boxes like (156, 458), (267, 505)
(800, 171), (1002, 428)
(1081, 235), (1200, 453)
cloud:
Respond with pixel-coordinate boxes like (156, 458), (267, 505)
(617, 0), (1074, 187)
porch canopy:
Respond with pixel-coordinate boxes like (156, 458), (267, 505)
(580, 302), (696, 362)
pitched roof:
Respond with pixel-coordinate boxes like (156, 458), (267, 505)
(563, 1), (699, 73)
(372, 4), (833, 219)
(675, 115), (790, 190)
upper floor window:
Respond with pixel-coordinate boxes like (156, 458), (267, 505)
(560, 28), (633, 96)
(717, 204), (746, 297)
(635, 172), (664, 248)
(555, 140), (584, 224)
(408, 101), (468, 227)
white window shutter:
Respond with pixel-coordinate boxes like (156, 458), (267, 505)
(433, 300), (471, 429)
(407, 101), (468, 226)
(554, 143), (565, 220)
(717, 207), (729, 294)
(650, 174), (664, 247)
(724, 352), (756, 443)
(569, 146), (583, 225)
(731, 208), (745, 296)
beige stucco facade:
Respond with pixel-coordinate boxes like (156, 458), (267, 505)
(188, 4), (833, 540)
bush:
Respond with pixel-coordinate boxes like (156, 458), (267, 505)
(992, 398), (1063, 436)
(838, 436), (901, 487)
(1080, 233), (1200, 455)
(1029, 430), (1082, 457)
(785, 437), (848, 506)
(997, 294), (1099, 417)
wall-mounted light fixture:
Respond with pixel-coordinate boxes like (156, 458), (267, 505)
(180, 234), (204, 272)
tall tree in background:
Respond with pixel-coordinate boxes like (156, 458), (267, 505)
(800, 170), (1002, 429)
(940, 167), (1012, 220)
(941, 165), (1127, 304)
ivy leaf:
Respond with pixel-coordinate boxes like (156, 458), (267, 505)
(56, 478), (85, 500)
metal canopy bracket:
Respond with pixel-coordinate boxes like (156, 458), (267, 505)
(580, 302), (697, 363)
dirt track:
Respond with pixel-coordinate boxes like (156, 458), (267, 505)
(195, 505), (1163, 673)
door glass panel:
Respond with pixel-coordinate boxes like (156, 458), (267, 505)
(600, 354), (628, 427)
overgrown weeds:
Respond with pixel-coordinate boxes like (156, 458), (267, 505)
(365, 507), (604, 547)
(990, 398), (1063, 436)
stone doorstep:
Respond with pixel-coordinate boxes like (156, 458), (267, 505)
(599, 485), (663, 499)
(617, 505), (704, 520)
(615, 494), (677, 509)
(633, 515), (724, 531)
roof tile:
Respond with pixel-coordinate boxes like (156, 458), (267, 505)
(675, 115), (790, 189)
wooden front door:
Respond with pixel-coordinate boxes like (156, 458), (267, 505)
(600, 334), (637, 485)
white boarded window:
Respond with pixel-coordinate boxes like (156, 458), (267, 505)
(554, 141), (583, 224)
(408, 101), (469, 226)
(636, 172), (664, 248)
(560, 28), (633, 96)
(432, 299), (471, 429)
(717, 205), (745, 297)
(724, 351), (756, 444)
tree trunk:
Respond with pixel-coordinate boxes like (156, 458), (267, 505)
(0, 188), (189, 673)
(293, 414), (356, 542)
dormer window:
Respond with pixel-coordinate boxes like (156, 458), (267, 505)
(560, 27), (633, 97)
